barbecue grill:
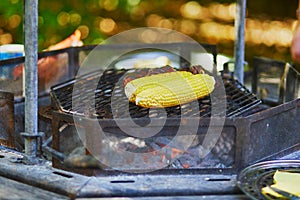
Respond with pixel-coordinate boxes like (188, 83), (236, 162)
(17, 43), (294, 177)
(0, 43), (300, 198)
(49, 66), (261, 172)
(1, 0), (299, 198)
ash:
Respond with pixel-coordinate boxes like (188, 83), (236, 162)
(102, 135), (234, 169)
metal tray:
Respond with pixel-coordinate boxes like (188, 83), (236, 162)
(237, 160), (300, 200)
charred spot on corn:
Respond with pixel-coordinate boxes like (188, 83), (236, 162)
(124, 71), (215, 108)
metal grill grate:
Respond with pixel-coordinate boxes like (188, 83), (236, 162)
(50, 68), (261, 119)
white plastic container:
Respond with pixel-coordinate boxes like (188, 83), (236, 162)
(0, 44), (24, 79)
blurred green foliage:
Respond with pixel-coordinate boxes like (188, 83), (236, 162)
(0, 0), (299, 71)
(1, 0), (140, 49)
(2, 0), (188, 49)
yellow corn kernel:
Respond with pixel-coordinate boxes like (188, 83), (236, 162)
(124, 71), (192, 101)
(124, 71), (215, 108)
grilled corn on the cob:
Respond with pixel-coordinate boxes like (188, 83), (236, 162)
(125, 71), (215, 108)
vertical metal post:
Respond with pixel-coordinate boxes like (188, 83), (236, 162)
(23, 0), (39, 162)
(234, 0), (246, 84)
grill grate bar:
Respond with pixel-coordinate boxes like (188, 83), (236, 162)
(50, 68), (261, 119)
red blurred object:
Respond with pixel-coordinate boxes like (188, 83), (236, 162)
(13, 30), (83, 91)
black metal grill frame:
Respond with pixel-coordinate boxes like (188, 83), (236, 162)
(49, 97), (300, 176)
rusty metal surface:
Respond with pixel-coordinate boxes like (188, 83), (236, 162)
(241, 97), (300, 166)
(78, 174), (240, 198)
(0, 91), (14, 148)
(0, 148), (89, 198)
(48, 97), (300, 174)
(0, 148), (250, 199)
(75, 196), (251, 200)
(0, 147), (247, 198)
(0, 175), (69, 200)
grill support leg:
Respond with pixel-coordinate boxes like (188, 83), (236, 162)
(23, 0), (39, 163)
(234, 0), (246, 84)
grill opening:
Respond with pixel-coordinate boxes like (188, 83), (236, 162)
(53, 171), (74, 179)
(204, 178), (232, 182)
(110, 180), (135, 183)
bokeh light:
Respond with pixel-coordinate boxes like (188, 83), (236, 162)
(8, 14), (21, 29)
(99, 18), (117, 34)
(78, 25), (89, 39)
(99, 0), (119, 11)
(57, 12), (70, 26)
(128, 0), (140, 7)
(69, 12), (81, 26)
(180, 1), (203, 19)
(0, 0), (298, 69)
(0, 33), (13, 44)
(0, 16), (7, 28)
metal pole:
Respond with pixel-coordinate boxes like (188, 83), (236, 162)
(22, 0), (39, 162)
(234, 0), (246, 84)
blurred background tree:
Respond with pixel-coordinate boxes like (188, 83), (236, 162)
(0, 0), (299, 70)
